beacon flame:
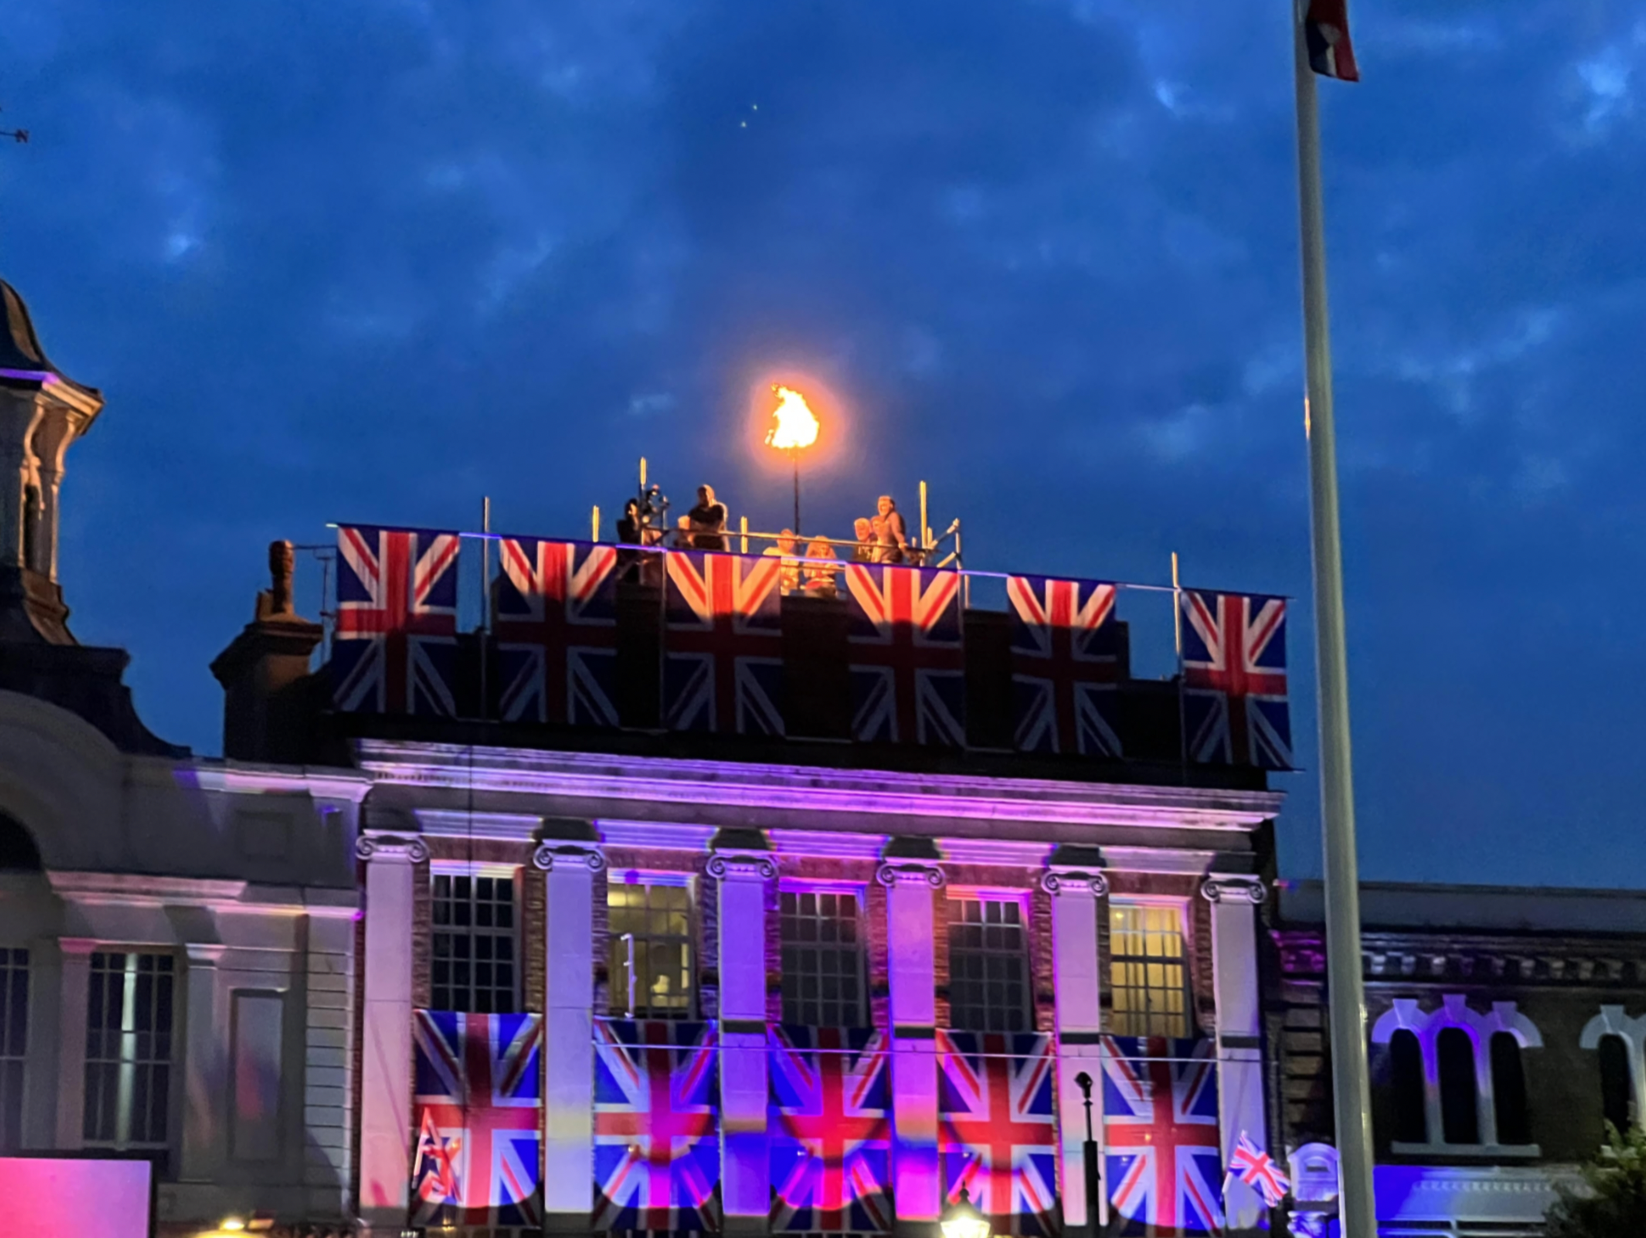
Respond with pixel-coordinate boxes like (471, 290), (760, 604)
(764, 385), (820, 451)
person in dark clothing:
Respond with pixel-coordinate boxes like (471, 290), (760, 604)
(874, 495), (909, 565)
(686, 484), (729, 551)
(616, 499), (642, 545)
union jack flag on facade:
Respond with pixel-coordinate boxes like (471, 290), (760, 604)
(332, 524), (460, 715)
(769, 1026), (891, 1234)
(410, 1011), (543, 1230)
(1180, 590), (1292, 770)
(937, 1031), (1059, 1237)
(1102, 1036), (1223, 1236)
(845, 564), (965, 747)
(1006, 575), (1122, 757)
(663, 551), (785, 735)
(494, 536), (621, 726)
(594, 1019), (721, 1233)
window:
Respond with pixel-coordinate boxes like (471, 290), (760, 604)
(1389, 1029), (1426, 1145)
(781, 889), (866, 1027)
(1109, 902), (1191, 1038)
(607, 881), (694, 1019)
(1490, 1032), (1531, 1146)
(947, 896), (1029, 1032)
(0, 948), (26, 1151)
(1437, 1027), (1479, 1145)
(431, 871), (519, 1014)
(1599, 1034), (1634, 1134)
(84, 952), (174, 1174)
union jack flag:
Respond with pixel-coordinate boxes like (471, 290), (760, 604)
(1180, 590), (1292, 770)
(1006, 575), (1121, 757)
(494, 536), (620, 726)
(937, 1031), (1059, 1238)
(1102, 1036), (1223, 1236)
(1227, 1132), (1289, 1208)
(332, 524), (460, 715)
(594, 1019), (721, 1233)
(845, 564), (965, 746)
(769, 1026), (891, 1234)
(664, 551), (784, 735)
(410, 1011), (543, 1230)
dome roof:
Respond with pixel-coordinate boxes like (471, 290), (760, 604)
(0, 279), (100, 399)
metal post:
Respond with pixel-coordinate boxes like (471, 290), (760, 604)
(1075, 1071), (1102, 1237)
(919, 480), (930, 556)
(592, 504), (601, 542)
(792, 449), (801, 534)
(479, 496), (491, 721)
(622, 933), (637, 1019)
(1293, 6), (1375, 1234)
(740, 514), (749, 555)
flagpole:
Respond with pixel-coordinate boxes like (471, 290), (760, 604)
(1292, 5), (1377, 1237)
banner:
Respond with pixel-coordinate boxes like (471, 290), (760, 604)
(411, 1011), (543, 1229)
(333, 525), (459, 715)
(1179, 590), (1293, 770)
(663, 551), (785, 735)
(594, 1019), (721, 1232)
(844, 563), (965, 747)
(937, 1031), (1059, 1237)
(1006, 575), (1121, 757)
(770, 1026), (892, 1234)
(1102, 1035), (1223, 1235)
(494, 535), (621, 726)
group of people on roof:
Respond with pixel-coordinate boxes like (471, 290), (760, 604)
(612, 484), (922, 595)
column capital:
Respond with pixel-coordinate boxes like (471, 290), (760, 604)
(1041, 868), (1109, 897)
(1200, 875), (1267, 905)
(876, 861), (946, 889)
(57, 936), (98, 957)
(355, 833), (427, 863)
(184, 942), (227, 967)
(533, 842), (607, 873)
(707, 850), (777, 882)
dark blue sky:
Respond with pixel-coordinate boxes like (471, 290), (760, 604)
(3, 0), (1641, 886)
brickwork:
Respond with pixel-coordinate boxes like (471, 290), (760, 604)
(866, 879), (890, 1029)
(1029, 881), (1056, 1032)
(1189, 883), (1216, 1035)
(411, 857), (431, 1009)
(933, 885), (952, 1029)
(697, 854), (719, 1019)
(765, 869), (784, 1023)
(592, 865), (611, 1013)
(522, 864), (545, 1014)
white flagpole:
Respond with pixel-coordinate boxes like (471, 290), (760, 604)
(1291, 4), (1377, 1236)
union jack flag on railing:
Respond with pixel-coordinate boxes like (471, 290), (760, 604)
(845, 563), (965, 747)
(593, 1019), (721, 1233)
(1180, 590), (1292, 770)
(410, 1011), (543, 1230)
(664, 552), (785, 735)
(332, 525), (460, 715)
(770, 1026), (892, 1234)
(1007, 575), (1121, 757)
(494, 535), (620, 726)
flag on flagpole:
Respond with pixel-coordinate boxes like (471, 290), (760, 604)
(1226, 1131), (1291, 1208)
(1304, 0), (1359, 81)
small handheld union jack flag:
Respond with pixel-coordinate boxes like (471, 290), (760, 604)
(1227, 1131), (1290, 1208)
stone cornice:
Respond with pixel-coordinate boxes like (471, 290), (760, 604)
(356, 741), (1282, 833)
(531, 842), (606, 873)
(413, 809), (544, 839)
(188, 761), (373, 803)
(355, 834), (427, 863)
(1274, 927), (1646, 986)
(876, 861), (946, 889)
(47, 871), (250, 906)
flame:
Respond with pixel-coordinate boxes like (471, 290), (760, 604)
(765, 385), (820, 451)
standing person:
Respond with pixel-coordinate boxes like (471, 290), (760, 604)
(687, 484), (729, 552)
(802, 538), (838, 597)
(762, 528), (802, 593)
(616, 499), (643, 545)
(874, 495), (909, 565)
(851, 517), (876, 562)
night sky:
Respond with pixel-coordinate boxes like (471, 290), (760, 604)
(2, 1), (1640, 887)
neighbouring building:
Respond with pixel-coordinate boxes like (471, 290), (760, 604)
(1271, 880), (1646, 1236)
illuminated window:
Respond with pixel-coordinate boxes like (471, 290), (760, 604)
(947, 895), (1029, 1032)
(608, 881), (694, 1019)
(781, 889), (866, 1028)
(1108, 902), (1191, 1038)
(431, 870), (519, 1014)
(0, 947), (25, 1151)
(84, 952), (174, 1175)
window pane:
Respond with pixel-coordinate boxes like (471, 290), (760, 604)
(82, 952), (174, 1162)
(781, 889), (866, 1027)
(1437, 1027), (1480, 1145)
(431, 870), (521, 1014)
(608, 881), (696, 1019)
(1108, 902), (1191, 1037)
(948, 897), (1027, 1032)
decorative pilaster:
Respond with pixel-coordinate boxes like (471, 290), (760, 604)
(179, 942), (227, 1181)
(533, 841), (605, 1234)
(877, 860), (946, 1235)
(1201, 874), (1270, 1231)
(1042, 867), (1107, 1235)
(710, 849), (778, 1237)
(356, 834), (425, 1235)
(53, 937), (95, 1148)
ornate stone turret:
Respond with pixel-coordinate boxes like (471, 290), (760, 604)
(0, 279), (104, 643)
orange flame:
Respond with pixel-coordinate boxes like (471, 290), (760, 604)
(765, 385), (820, 451)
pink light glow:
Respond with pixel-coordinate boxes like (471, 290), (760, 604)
(5, 1156), (153, 1236)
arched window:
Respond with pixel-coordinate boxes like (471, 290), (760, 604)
(0, 812), (42, 871)
(1491, 1031), (1531, 1145)
(1389, 1028), (1427, 1144)
(1599, 1033), (1633, 1134)
(1437, 1027), (1480, 1145)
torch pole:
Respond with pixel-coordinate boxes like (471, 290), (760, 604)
(792, 449), (801, 535)
(1293, 6), (1376, 1234)
(1076, 1071), (1101, 1238)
